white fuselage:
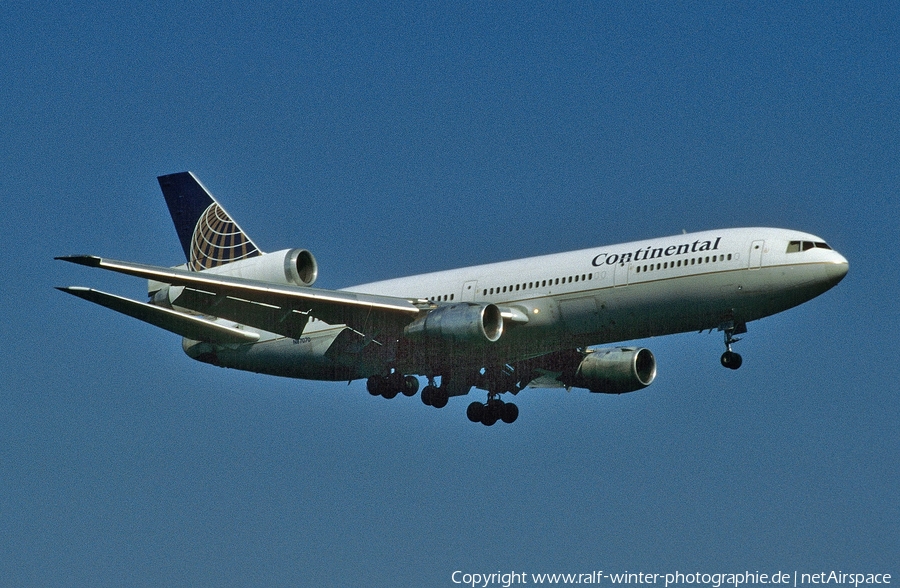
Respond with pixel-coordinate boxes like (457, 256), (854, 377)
(213, 227), (846, 381)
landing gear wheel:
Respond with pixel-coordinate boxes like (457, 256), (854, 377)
(421, 385), (435, 406)
(481, 407), (498, 426)
(500, 402), (519, 424)
(402, 375), (419, 397)
(431, 387), (449, 409)
(720, 351), (743, 370)
(386, 372), (404, 392)
(366, 376), (380, 396)
(467, 401), (484, 423)
(480, 399), (504, 426)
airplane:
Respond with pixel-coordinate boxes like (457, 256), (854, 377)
(57, 172), (849, 425)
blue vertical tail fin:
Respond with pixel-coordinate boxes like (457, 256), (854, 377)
(157, 172), (263, 271)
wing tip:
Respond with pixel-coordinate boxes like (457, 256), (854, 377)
(55, 255), (102, 267)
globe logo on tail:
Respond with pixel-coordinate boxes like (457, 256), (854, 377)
(189, 203), (260, 270)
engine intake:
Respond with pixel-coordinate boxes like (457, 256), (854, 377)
(572, 347), (656, 394)
(404, 303), (503, 344)
(199, 248), (318, 287)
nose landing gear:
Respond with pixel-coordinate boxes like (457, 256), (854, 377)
(718, 319), (746, 370)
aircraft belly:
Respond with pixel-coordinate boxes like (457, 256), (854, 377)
(182, 328), (378, 381)
(595, 264), (838, 341)
(733, 263), (840, 317)
(600, 275), (739, 340)
(559, 296), (601, 335)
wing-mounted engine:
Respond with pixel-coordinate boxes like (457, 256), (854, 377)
(198, 248), (318, 287)
(570, 347), (657, 393)
(404, 303), (503, 344)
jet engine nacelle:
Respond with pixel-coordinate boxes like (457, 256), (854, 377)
(572, 347), (657, 394)
(404, 303), (503, 344)
(200, 248), (318, 287)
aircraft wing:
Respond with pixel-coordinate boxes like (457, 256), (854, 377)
(57, 255), (424, 342)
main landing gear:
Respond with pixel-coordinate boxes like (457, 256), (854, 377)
(466, 396), (519, 426)
(719, 320), (746, 370)
(418, 375), (519, 425)
(369, 372), (520, 425)
(461, 366), (521, 426)
(367, 372), (419, 399)
(420, 379), (450, 409)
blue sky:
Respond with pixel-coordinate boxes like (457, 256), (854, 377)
(2, 2), (897, 586)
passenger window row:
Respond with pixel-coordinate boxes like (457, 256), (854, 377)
(480, 273), (595, 298)
(634, 253), (733, 274)
(429, 293), (455, 302)
(431, 241), (825, 302)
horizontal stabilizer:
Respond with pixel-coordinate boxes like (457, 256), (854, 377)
(57, 287), (260, 345)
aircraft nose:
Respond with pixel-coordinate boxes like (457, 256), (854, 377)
(824, 251), (849, 286)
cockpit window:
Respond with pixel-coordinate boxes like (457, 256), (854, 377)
(786, 240), (832, 253)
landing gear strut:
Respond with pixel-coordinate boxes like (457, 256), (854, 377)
(718, 320), (746, 370)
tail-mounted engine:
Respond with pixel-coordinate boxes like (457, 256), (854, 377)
(149, 248), (318, 305)
(404, 303), (503, 344)
(571, 347), (657, 393)
(197, 248), (318, 287)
